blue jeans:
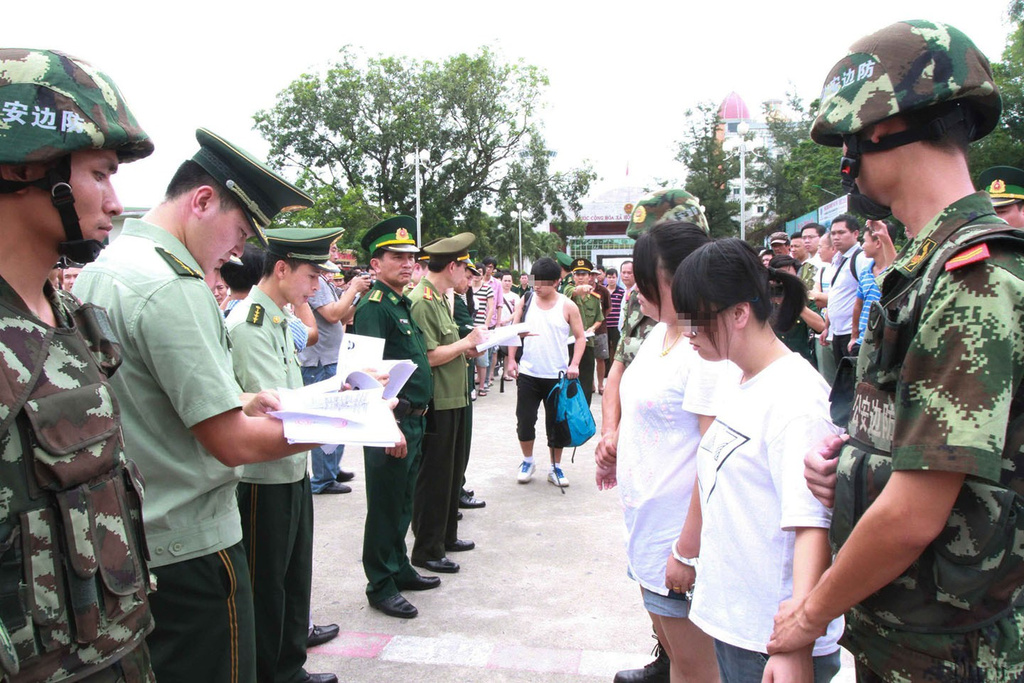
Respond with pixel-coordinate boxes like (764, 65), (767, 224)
(714, 640), (840, 683)
(301, 363), (344, 493)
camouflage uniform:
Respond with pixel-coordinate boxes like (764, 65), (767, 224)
(0, 282), (154, 683)
(613, 290), (656, 369)
(812, 21), (1024, 682)
(0, 49), (155, 682)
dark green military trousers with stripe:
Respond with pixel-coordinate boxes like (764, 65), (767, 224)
(412, 407), (468, 562)
(362, 414), (426, 603)
(147, 542), (255, 683)
(238, 476), (313, 683)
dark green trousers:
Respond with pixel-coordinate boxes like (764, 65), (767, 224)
(362, 415), (425, 603)
(412, 406), (468, 562)
(147, 542), (255, 683)
(238, 476), (313, 683)
(568, 343), (596, 406)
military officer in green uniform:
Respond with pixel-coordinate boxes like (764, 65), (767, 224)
(555, 251), (575, 294)
(75, 129), (323, 682)
(979, 165), (1024, 228)
(0, 48), (156, 683)
(353, 216), (440, 620)
(768, 21), (1024, 681)
(408, 234), (483, 574)
(567, 257), (604, 407)
(226, 228), (343, 683)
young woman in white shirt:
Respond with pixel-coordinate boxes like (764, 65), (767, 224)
(668, 238), (843, 683)
(599, 221), (723, 683)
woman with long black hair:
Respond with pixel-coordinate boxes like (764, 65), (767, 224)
(667, 238), (843, 682)
(600, 221), (728, 683)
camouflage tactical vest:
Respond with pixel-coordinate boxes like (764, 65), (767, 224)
(0, 286), (153, 681)
(832, 220), (1024, 634)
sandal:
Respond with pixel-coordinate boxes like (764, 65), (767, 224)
(477, 389), (488, 396)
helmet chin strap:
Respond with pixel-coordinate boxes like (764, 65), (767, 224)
(44, 158), (103, 264)
(838, 104), (974, 222)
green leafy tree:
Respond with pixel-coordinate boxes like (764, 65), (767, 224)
(254, 47), (593, 254)
(969, 2), (1024, 176)
(675, 102), (739, 238)
(745, 94), (843, 231)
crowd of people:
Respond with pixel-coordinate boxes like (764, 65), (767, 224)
(5, 16), (1024, 683)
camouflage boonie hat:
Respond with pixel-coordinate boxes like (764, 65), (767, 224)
(626, 188), (709, 239)
(811, 20), (1000, 147)
(0, 49), (153, 164)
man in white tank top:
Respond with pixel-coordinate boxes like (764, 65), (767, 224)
(505, 258), (587, 488)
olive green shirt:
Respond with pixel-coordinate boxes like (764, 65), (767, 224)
(353, 280), (432, 407)
(408, 277), (469, 411)
(74, 218), (244, 568)
(226, 286), (308, 484)
(573, 291), (604, 347)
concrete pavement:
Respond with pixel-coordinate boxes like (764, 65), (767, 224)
(305, 375), (855, 682)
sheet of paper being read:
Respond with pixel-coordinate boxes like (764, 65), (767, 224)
(476, 323), (530, 352)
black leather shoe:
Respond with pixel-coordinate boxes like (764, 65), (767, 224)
(613, 641), (670, 682)
(412, 557), (460, 573)
(306, 623), (339, 648)
(396, 573), (441, 591)
(458, 493), (486, 509)
(299, 672), (339, 683)
(316, 481), (351, 494)
(461, 488), (474, 498)
(456, 511), (463, 520)
(445, 539), (475, 552)
(335, 469), (355, 483)
(369, 593), (418, 619)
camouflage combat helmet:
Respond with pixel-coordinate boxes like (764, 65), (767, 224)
(626, 188), (709, 240)
(0, 49), (152, 263)
(811, 20), (1000, 147)
(0, 49), (153, 164)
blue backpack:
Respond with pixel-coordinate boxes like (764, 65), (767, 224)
(545, 372), (596, 449)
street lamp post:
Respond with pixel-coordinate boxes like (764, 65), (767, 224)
(404, 149), (430, 246)
(515, 201), (523, 272)
(737, 121), (749, 241)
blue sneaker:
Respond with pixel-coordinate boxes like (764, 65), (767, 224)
(517, 461), (536, 484)
(547, 466), (569, 488)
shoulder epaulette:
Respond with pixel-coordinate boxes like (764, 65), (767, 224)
(368, 289), (383, 303)
(247, 303), (265, 326)
(155, 247), (203, 279)
(945, 243), (992, 272)
(590, 292), (601, 299)
(423, 287), (434, 301)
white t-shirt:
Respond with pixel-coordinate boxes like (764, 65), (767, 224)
(617, 323), (733, 596)
(827, 245), (862, 336)
(689, 352), (844, 656)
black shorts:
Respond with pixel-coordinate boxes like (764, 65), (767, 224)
(515, 373), (560, 446)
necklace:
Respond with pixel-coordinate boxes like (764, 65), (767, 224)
(661, 328), (682, 356)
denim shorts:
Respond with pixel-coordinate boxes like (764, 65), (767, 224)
(714, 639), (840, 683)
(641, 586), (691, 619)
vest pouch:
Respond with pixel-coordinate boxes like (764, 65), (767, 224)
(19, 508), (70, 654)
(54, 470), (145, 645)
(829, 441), (893, 553)
(22, 382), (120, 491)
(931, 480), (1024, 615)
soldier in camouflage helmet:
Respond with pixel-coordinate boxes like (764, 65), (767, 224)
(625, 188), (709, 240)
(0, 49), (155, 681)
(768, 21), (1024, 682)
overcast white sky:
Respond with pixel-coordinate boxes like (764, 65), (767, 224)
(8, 0), (1016, 209)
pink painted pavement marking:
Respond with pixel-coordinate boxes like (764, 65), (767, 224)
(487, 643), (582, 675)
(309, 630), (392, 659)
